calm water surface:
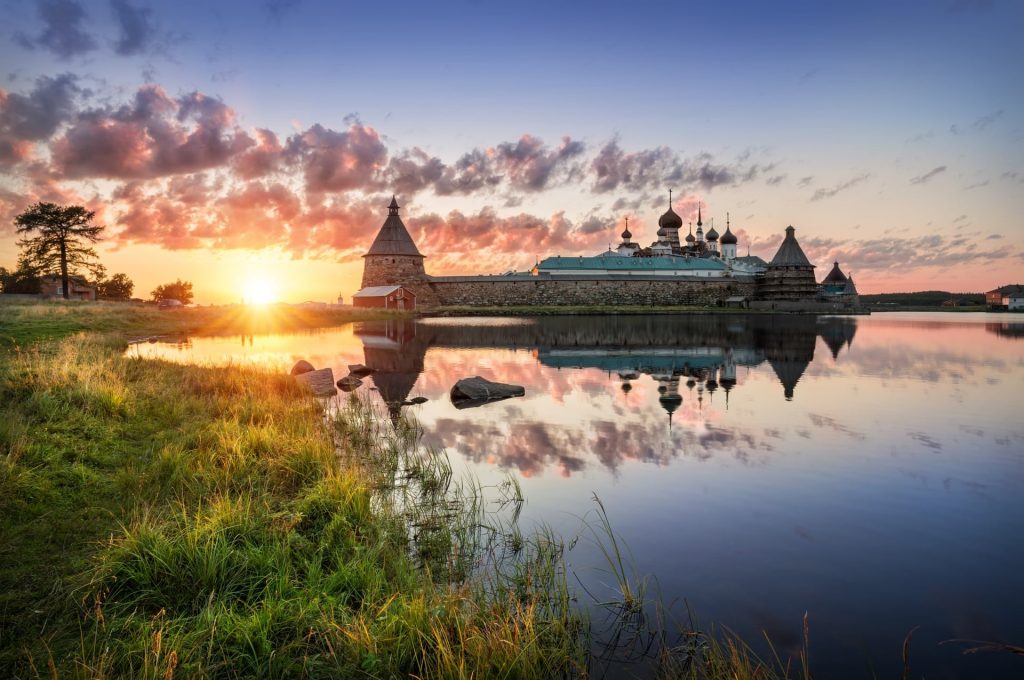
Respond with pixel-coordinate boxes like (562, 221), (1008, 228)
(130, 313), (1024, 679)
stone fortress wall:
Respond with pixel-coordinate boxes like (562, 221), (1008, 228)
(423, 276), (755, 307)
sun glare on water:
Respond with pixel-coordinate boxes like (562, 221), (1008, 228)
(244, 277), (279, 305)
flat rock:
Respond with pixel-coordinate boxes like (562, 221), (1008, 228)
(337, 375), (363, 392)
(348, 364), (375, 377)
(450, 376), (524, 409)
(294, 367), (336, 396)
(290, 359), (315, 376)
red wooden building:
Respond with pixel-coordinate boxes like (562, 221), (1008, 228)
(351, 285), (417, 311)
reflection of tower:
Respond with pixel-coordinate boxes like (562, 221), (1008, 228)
(758, 316), (818, 400)
(720, 353), (737, 409)
(705, 366), (718, 403)
(355, 319), (427, 423)
(656, 373), (683, 430)
(818, 317), (859, 360)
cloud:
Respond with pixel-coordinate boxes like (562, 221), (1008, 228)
(766, 174), (786, 186)
(797, 175), (814, 187)
(51, 84), (253, 179)
(590, 140), (682, 193)
(492, 134), (585, 192)
(265, 0), (301, 19)
(15, 0), (97, 59)
(232, 128), (283, 179)
(950, 110), (1004, 135)
(809, 173), (869, 201)
(110, 0), (156, 56)
(909, 165), (946, 185)
(0, 73), (81, 165)
(799, 232), (1020, 275)
(285, 122), (388, 193)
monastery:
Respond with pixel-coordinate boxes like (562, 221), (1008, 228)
(356, 194), (860, 310)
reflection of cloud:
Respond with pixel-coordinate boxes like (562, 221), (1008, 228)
(806, 413), (865, 440)
(909, 432), (943, 451)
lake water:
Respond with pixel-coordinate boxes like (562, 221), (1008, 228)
(129, 312), (1024, 679)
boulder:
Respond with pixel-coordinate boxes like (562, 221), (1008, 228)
(348, 364), (375, 377)
(337, 375), (363, 392)
(294, 367), (336, 396)
(450, 376), (525, 409)
(290, 359), (315, 376)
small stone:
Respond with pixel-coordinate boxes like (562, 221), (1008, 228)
(450, 376), (524, 409)
(348, 364), (375, 377)
(295, 368), (336, 396)
(408, 396), (428, 404)
(337, 375), (363, 391)
(290, 360), (315, 376)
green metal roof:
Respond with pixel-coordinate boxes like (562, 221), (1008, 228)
(538, 255), (727, 271)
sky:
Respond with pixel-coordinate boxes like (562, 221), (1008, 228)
(0, 0), (1021, 303)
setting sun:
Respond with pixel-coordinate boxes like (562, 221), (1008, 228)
(244, 277), (278, 305)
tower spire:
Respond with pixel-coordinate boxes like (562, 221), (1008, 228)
(697, 202), (702, 227)
(388, 195), (400, 216)
(669, 188), (673, 208)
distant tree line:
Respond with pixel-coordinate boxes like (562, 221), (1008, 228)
(860, 291), (985, 306)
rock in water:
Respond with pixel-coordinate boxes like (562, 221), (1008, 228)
(348, 364), (375, 377)
(290, 359), (315, 376)
(450, 376), (525, 409)
(295, 368), (336, 396)
(409, 396), (428, 404)
(337, 375), (363, 392)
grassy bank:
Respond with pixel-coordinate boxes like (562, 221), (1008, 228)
(1, 300), (821, 678)
(0, 299), (411, 349)
(0, 303), (586, 678)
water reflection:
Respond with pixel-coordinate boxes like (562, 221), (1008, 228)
(353, 314), (860, 414)
(126, 313), (1024, 678)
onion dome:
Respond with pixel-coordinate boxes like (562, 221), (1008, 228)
(685, 227), (695, 243)
(720, 225), (738, 245)
(658, 207), (683, 231)
(706, 226), (719, 241)
(621, 227), (632, 239)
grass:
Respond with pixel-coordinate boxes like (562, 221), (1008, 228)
(0, 300), (585, 678)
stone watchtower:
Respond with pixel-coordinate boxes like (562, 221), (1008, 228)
(361, 197), (435, 303)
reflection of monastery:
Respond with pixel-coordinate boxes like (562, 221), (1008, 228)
(357, 196), (861, 309)
(354, 315), (859, 423)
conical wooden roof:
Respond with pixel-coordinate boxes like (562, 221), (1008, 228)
(822, 261), (847, 284)
(769, 226), (813, 267)
(365, 197), (423, 258)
